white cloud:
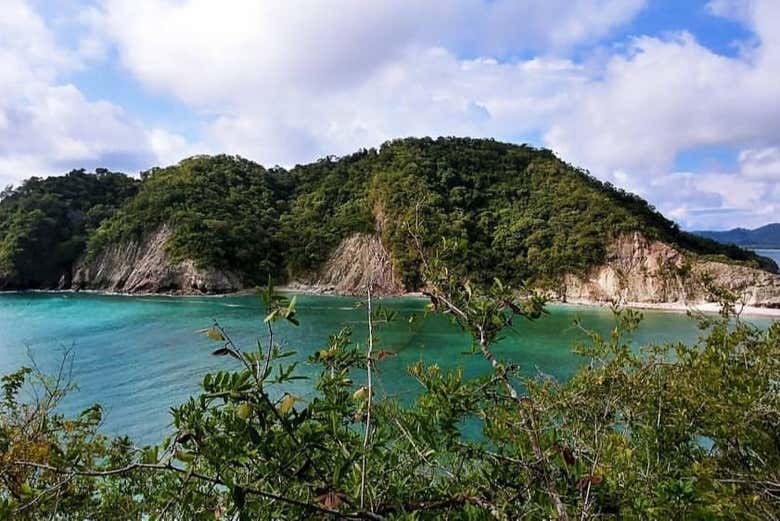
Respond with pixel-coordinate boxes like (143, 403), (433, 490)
(196, 48), (587, 165)
(543, 0), (780, 228)
(0, 0), (160, 187)
(5, 0), (780, 229)
(0, 0), (72, 88)
(88, 0), (631, 166)
(92, 0), (642, 104)
(706, 0), (755, 24)
(738, 147), (780, 180)
(0, 0), (599, 184)
(639, 169), (775, 230)
(148, 128), (211, 166)
(544, 31), (780, 175)
(0, 81), (157, 186)
(466, 0), (647, 52)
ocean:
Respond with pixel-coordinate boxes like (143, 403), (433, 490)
(0, 292), (772, 445)
(755, 248), (780, 266)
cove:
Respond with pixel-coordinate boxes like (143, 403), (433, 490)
(0, 292), (772, 445)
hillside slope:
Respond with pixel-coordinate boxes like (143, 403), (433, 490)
(2, 138), (778, 305)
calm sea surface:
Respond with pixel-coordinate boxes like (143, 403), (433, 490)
(0, 292), (773, 444)
(755, 248), (780, 265)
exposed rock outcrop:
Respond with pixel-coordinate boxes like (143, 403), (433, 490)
(289, 233), (404, 296)
(559, 232), (780, 308)
(63, 225), (780, 306)
(72, 226), (242, 294)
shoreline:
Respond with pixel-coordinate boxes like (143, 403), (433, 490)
(557, 299), (780, 318)
(2, 287), (779, 318)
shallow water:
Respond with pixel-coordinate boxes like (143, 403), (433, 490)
(0, 292), (772, 444)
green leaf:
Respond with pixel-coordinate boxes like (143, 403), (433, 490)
(174, 449), (195, 463)
(142, 446), (158, 464)
(19, 482), (33, 498)
(352, 386), (369, 401)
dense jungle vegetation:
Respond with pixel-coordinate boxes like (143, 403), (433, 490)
(0, 170), (138, 289)
(86, 156), (292, 284)
(0, 137), (774, 290)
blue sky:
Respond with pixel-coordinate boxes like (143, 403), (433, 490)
(2, 0), (779, 230)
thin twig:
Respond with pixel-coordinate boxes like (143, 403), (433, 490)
(360, 282), (374, 511)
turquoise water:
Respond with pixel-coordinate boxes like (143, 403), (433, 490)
(0, 292), (772, 445)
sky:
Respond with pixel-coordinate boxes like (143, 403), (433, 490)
(1, 0), (779, 230)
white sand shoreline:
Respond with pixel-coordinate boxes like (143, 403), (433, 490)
(556, 299), (780, 318)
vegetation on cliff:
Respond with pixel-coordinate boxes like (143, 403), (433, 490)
(0, 170), (138, 289)
(87, 155), (291, 285)
(0, 138), (775, 291)
(281, 138), (776, 288)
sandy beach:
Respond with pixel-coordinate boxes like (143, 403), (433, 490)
(561, 299), (780, 318)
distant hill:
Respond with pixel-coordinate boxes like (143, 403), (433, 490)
(694, 224), (780, 249)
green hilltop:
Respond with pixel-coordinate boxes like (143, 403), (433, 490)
(0, 137), (775, 291)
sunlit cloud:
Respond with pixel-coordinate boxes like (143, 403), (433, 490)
(1, 0), (779, 229)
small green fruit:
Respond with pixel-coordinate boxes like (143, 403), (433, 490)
(236, 403), (253, 420)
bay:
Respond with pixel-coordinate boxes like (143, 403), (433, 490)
(754, 248), (780, 265)
(0, 292), (772, 445)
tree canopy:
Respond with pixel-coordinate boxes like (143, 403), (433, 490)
(87, 155), (292, 285)
(0, 170), (138, 289)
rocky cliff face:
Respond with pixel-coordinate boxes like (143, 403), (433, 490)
(559, 232), (780, 308)
(65, 226), (780, 306)
(71, 226), (242, 294)
(289, 232), (404, 296)
(70, 224), (401, 296)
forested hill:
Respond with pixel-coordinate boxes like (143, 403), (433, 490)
(694, 224), (780, 249)
(0, 138), (775, 292)
(0, 170), (139, 288)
